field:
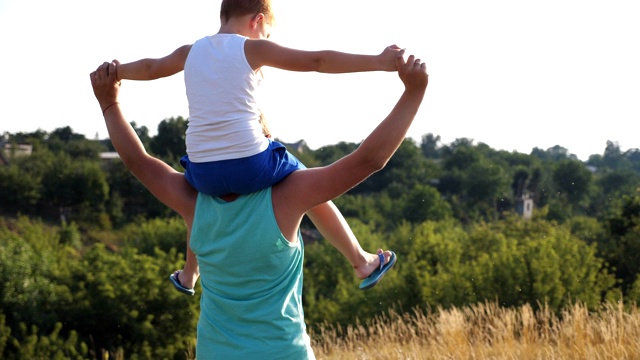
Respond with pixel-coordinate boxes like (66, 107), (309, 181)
(310, 301), (640, 360)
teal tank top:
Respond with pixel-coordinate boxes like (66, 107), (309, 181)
(190, 188), (315, 359)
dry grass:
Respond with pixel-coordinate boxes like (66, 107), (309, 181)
(310, 301), (640, 360)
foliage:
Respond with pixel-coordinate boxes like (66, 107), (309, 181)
(0, 216), (197, 359)
(303, 215), (615, 329)
(149, 117), (188, 165)
(2, 126), (640, 357)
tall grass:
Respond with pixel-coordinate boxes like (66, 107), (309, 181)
(310, 301), (640, 360)
(100, 301), (640, 359)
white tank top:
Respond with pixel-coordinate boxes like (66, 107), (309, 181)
(184, 34), (269, 162)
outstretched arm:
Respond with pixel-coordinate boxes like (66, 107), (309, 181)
(245, 40), (401, 73)
(90, 61), (196, 220)
(116, 45), (192, 80)
(273, 52), (428, 234)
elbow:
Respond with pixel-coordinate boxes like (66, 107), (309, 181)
(141, 62), (155, 79)
(119, 151), (149, 175)
(309, 53), (327, 72)
(370, 158), (389, 173)
(360, 152), (389, 174)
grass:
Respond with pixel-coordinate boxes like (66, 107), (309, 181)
(310, 301), (640, 360)
(99, 301), (640, 360)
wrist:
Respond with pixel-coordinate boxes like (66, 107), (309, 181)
(101, 102), (120, 116)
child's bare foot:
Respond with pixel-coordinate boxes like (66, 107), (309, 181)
(354, 249), (393, 279)
(178, 270), (199, 289)
(356, 249), (397, 290)
(169, 269), (199, 296)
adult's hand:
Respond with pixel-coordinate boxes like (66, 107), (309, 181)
(90, 61), (121, 113)
(397, 53), (428, 92)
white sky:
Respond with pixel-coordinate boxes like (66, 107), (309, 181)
(1, 0), (638, 161)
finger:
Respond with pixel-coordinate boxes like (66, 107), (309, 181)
(395, 50), (407, 70)
(404, 54), (415, 72)
(96, 62), (109, 77)
(398, 48), (406, 58)
(109, 61), (116, 79)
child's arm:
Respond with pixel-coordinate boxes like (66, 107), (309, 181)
(245, 40), (401, 73)
(116, 45), (192, 81)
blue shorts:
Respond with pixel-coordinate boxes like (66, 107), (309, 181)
(180, 140), (306, 197)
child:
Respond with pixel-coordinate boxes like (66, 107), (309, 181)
(115, 0), (399, 295)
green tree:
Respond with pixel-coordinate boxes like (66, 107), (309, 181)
(438, 141), (510, 221)
(102, 160), (172, 221)
(420, 133), (442, 159)
(604, 194), (640, 293)
(40, 154), (109, 224)
(0, 164), (41, 213)
(46, 126), (105, 159)
(400, 184), (452, 224)
(131, 121), (152, 151)
(312, 141), (358, 166)
(352, 139), (432, 195)
(552, 159), (593, 214)
(150, 117), (188, 163)
(531, 145), (578, 162)
(0, 217), (198, 359)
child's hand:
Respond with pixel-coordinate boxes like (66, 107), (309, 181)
(396, 53), (428, 92)
(378, 45), (403, 71)
(111, 59), (122, 80)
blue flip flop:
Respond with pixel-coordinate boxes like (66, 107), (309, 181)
(169, 270), (195, 296)
(359, 251), (397, 290)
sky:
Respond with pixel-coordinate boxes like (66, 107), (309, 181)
(1, 0), (639, 161)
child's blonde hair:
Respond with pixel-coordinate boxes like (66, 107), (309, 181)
(220, 0), (274, 24)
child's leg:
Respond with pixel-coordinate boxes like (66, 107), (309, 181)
(306, 200), (393, 280)
(177, 227), (199, 289)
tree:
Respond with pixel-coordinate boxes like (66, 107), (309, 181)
(348, 139), (432, 196)
(46, 127), (106, 159)
(102, 160), (171, 221)
(0, 164), (41, 213)
(40, 154), (109, 223)
(149, 117), (187, 162)
(420, 133), (442, 159)
(49, 127), (85, 142)
(312, 141), (358, 166)
(130, 121), (152, 151)
(531, 145), (578, 162)
(602, 140), (625, 170)
(552, 159), (593, 213)
(604, 195), (640, 293)
(438, 142), (509, 221)
(401, 184), (452, 224)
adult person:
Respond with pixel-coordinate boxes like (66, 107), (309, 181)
(90, 50), (428, 358)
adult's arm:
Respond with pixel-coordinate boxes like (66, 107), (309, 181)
(90, 61), (196, 221)
(273, 53), (428, 237)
